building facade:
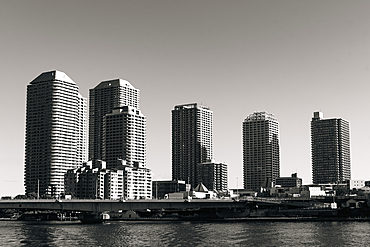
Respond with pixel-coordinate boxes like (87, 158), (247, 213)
(103, 106), (146, 168)
(152, 180), (189, 199)
(65, 161), (106, 199)
(172, 103), (213, 189)
(349, 180), (365, 190)
(25, 70), (87, 197)
(311, 111), (351, 184)
(89, 79), (140, 162)
(120, 161), (152, 200)
(104, 168), (124, 200)
(243, 112), (280, 191)
(275, 173), (302, 188)
(196, 160), (228, 192)
(65, 159), (151, 200)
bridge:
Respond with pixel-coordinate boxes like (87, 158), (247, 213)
(2, 196), (365, 214)
(0, 199), (249, 213)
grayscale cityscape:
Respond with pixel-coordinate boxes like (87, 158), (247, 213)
(2, 1), (370, 246)
(23, 69), (356, 201)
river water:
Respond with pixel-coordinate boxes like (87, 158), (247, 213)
(0, 220), (369, 246)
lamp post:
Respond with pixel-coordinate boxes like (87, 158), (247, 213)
(237, 177), (239, 200)
(37, 179), (39, 200)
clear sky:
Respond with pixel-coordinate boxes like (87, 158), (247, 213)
(1, 0), (370, 196)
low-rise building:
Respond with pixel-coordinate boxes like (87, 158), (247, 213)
(190, 183), (216, 199)
(152, 180), (189, 199)
(275, 173), (302, 188)
(349, 180), (365, 190)
(117, 159), (152, 200)
(308, 186), (326, 197)
(105, 168), (124, 200)
(65, 161), (106, 199)
(65, 159), (152, 200)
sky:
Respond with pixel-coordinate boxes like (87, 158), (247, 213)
(1, 0), (370, 196)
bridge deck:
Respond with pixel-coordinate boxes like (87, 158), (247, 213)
(0, 199), (248, 212)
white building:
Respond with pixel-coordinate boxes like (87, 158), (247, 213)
(117, 160), (152, 200)
(25, 70), (87, 197)
(309, 187), (326, 197)
(105, 168), (124, 200)
(350, 180), (365, 190)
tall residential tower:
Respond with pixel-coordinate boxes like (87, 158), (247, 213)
(103, 106), (146, 168)
(89, 79), (140, 162)
(311, 111), (351, 184)
(25, 70), (87, 196)
(243, 112), (280, 191)
(172, 103), (213, 189)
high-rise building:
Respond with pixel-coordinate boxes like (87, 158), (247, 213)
(172, 103), (213, 189)
(89, 79), (140, 162)
(103, 106), (146, 168)
(311, 111), (351, 184)
(243, 112), (280, 191)
(196, 160), (228, 192)
(25, 70), (87, 196)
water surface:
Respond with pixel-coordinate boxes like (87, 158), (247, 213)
(0, 220), (369, 246)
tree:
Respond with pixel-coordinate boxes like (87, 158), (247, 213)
(14, 194), (27, 200)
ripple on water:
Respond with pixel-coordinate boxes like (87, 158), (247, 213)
(1, 220), (370, 246)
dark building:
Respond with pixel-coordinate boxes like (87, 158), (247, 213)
(152, 180), (189, 199)
(243, 112), (280, 191)
(275, 173), (302, 188)
(196, 160), (228, 192)
(311, 111), (351, 184)
(172, 103), (213, 189)
(103, 106), (146, 168)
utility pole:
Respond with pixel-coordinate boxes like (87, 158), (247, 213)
(237, 177), (239, 200)
(37, 179), (39, 200)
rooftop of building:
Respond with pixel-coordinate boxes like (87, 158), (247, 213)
(276, 173), (301, 179)
(244, 111), (278, 122)
(93, 79), (138, 90)
(107, 106), (144, 116)
(30, 70), (75, 85)
(194, 183), (209, 192)
(312, 111), (349, 122)
(198, 159), (227, 165)
(152, 180), (186, 184)
(174, 103), (210, 110)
